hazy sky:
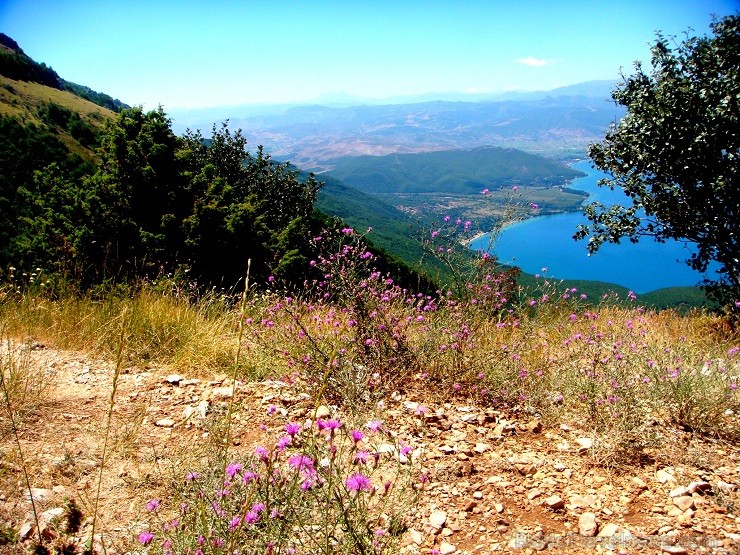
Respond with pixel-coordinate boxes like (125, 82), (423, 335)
(1, 0), (737, 110)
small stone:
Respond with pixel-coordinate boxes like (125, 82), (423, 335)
(25, 488), (52, 502)
(527, 488), (542, 500)
(686, 481), (711, 494)
(165, 374), (184, 384)
(408, 529), (423, 545)
(543, 495), (565, 511)
(314, 405), (331, 419)
(575, 437), (593, 452)
(665, 506), (683, 517)
(632, 476), (647, 489)
(717, 480), (736, 493)
(672, 496), (694, 512)
(155, 418), (175, 428)
(553, 462), (567, 472)
(40, 507), (64, 523)
(19, 522), (34, 540)
(473, 491), (483, 500)
(655, 468), (675, 484)
(598, 523), (621, 537)
(473, 442), (491, 454)
(676, 511), (693, 526)
(578, 512), (598, 537)
(661, 546), (688, 555)
(211, 386), (233, 399)
(429, 510), (447, 530)
(669, 486), (688, 498)
(439, 541), (457, 554)
(494, 503), (504, 513)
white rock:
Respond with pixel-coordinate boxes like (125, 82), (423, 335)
(408, 529), (423, 545)
(165, 374), (184, 384)
(155, 418), (175, 428)
(314, 405), (331, 419)
(211, 386), (233, 399)
(40, 507), (64, 523)
(655, 468), (675, 483)
(717, 480), (736, 493)
(578, 512), (598, 537)
(25, 488), (52, 503)
(686, 481), (711, 494)
(543, 495), (564, 511)
(429, 510), (447, 530)
(19, 522), (34, 540)
(661, 546), (688, 555)
(669, 486), (688, 498)
(439, 541), (457, 554)
(597, 523), (621, 537)
(575, 437), (593, 451)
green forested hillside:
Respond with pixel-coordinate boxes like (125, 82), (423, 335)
(326, 146), (584, 194)
(0, 36), (712, 308)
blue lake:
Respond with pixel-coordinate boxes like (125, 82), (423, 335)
(469, 160), (714, 294)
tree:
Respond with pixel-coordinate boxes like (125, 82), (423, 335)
(575, 14), (740, 309)
(179, 123), (322, 286)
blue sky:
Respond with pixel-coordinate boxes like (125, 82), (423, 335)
(1, 0), (737, 109)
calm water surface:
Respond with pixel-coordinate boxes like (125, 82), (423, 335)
(469, 160), (713, 293)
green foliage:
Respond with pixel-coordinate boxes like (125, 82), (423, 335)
(326, 146), (584, 194)
(37, 102), (98, 146)
(0, 34), (60, 88)
(1, 105), (332, 290)
(60, 80), (129, 112)
(180, 124), (322, 286)
(576, 15), (740, 311)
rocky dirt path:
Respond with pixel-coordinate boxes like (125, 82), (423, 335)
(1, 343), (739, 554)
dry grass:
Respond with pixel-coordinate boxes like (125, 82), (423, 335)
(1, 281), (739, 552)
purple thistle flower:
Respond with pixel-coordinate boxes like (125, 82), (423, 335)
(351, 429), (364, 443)
(242, 471), (259, 484)
(138, 531), (154, 545)
(229, 516), (241, 530)
(317, 418), (342, 431)
(365, 420), (383, 432)
(354, 450), (370, 464)
(254, 445), (270, 462)
(225, 462), (243, 478)
(146, 498), (161, 512)
(276, 435), (292, 450)
(288, 454), (315, 473)
(185, 471), (200, 481)
(252, 502), (266, 514)
(346, 473), (373, 492)
(244, 510), (260, 525)
(285, 422), (301, 436)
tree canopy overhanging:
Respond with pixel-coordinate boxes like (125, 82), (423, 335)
(575, 14), (739, 309)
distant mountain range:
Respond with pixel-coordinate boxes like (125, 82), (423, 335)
(169, 80), (624, 169)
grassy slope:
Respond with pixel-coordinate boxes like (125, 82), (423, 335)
(0, 75), (114, 158)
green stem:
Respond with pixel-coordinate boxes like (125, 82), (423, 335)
(88, 306), (127, 554)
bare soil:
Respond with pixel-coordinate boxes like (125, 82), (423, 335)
(1, 344), (739, 554)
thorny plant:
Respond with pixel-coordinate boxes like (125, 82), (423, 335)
(137, 411), (421, 555)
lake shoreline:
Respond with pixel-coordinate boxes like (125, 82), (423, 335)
(468, 161), (712, 293)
